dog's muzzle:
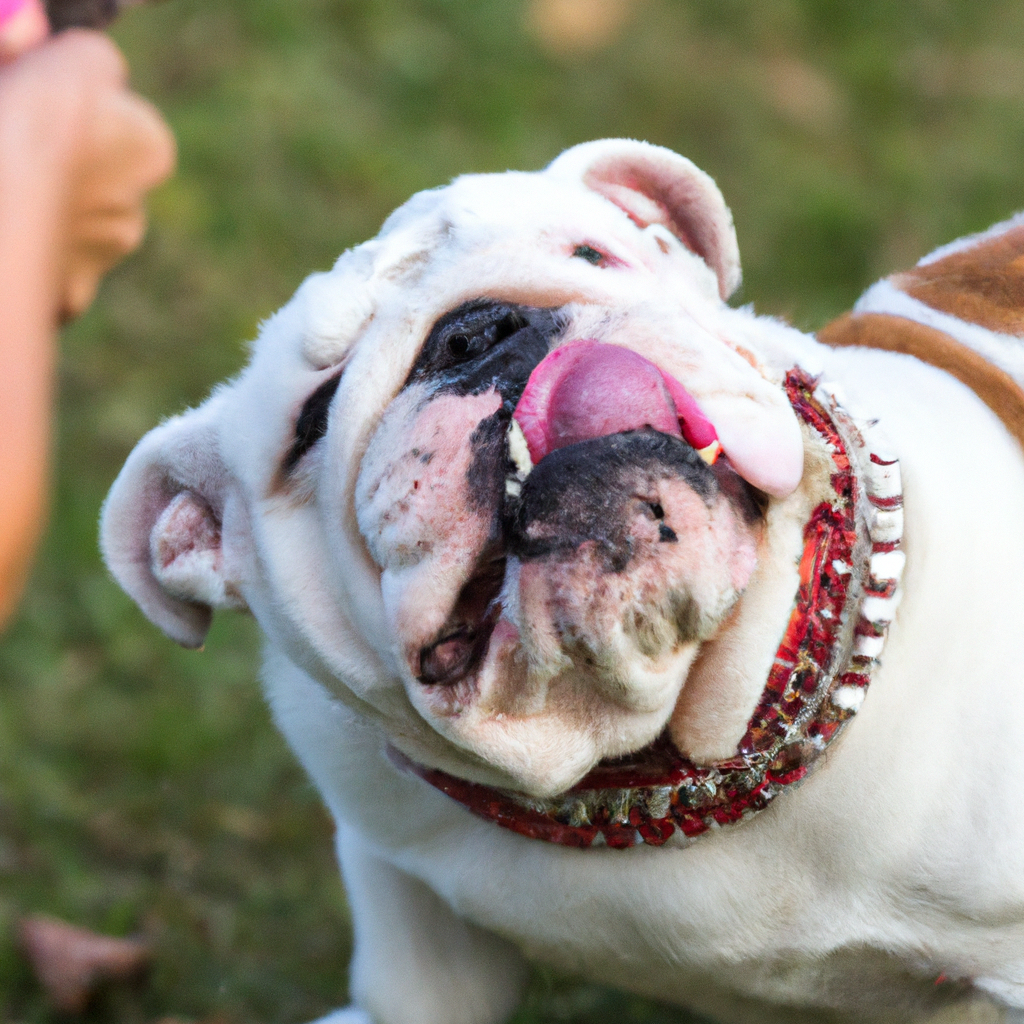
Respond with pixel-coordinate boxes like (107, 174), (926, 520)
(357, 302), (835, 798)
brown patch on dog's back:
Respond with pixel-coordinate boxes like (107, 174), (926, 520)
(819, 311), (1024, 452)
(893, 224), (1024, 336)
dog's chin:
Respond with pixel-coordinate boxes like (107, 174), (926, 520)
(394, 429), (764, 799)
(405, 657), (707, 799)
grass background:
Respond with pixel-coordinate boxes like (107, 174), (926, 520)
(4, 0), (1024, 1020)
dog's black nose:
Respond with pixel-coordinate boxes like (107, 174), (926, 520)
(505, 428), (718, 571)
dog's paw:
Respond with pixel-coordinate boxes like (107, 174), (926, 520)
(308, 1007), (374, 1024)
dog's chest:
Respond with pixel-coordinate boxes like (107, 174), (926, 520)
(268, 656), (949, 1012)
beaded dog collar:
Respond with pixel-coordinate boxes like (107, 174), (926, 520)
(408, 368), (905, 849)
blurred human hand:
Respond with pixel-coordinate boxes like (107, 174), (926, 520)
(0, 0), (49, 61)
(0, 28), (175, 626)
(0, 28), (175, 318)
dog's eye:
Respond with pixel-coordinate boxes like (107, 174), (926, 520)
(406, 300), (553, 392)
(572, 244), (605, 265)
(447, 333), (472, 358)
(438, 308), (525, 367)
(284, 371), (343, 472)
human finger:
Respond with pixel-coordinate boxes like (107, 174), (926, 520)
(0, 0), (50, 63)
(59, 208), (147, 319)
(76, 86), (176, 203)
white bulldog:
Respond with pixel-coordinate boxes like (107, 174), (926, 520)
(100, 140), (1024, 1024)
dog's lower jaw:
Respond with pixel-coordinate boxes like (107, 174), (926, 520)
(408, 664), (690, 799)
(402, 558), (754, 798)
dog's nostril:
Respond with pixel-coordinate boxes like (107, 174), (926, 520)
(419, 631), (477, 685)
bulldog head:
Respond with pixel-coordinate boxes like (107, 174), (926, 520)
(102, 140), (824, 798)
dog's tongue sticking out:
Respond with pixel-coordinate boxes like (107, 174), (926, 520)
(514, 340), (797, 497)
(514, 340), (718, 464)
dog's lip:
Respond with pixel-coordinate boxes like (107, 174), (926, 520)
(417, 613), (499, 689)
(512, 340), (719, 466)
(415, 557), (505, 689)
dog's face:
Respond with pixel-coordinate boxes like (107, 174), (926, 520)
(103, 140), (819, 798)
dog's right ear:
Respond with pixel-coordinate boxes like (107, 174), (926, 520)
(100, 399), (247, 649)
(547, 139), (741, 301)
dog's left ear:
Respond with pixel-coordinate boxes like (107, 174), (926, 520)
(547, 139), (741, 300)
(100, 398), (247, 649)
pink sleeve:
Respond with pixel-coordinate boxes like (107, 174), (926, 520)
(0, 0), (29, 25)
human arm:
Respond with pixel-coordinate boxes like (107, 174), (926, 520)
(0, 29), (174, 625)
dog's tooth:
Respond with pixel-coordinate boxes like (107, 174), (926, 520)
(696, 439), (723, 466)
(507, 419), (533, 479)
(505, 479), (522, 498)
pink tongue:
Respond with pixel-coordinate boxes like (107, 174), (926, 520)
(514, 340), (718, 464)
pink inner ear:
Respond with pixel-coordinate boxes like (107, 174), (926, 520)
(547, 141), (742, 299)
(589, 179), (700, 257)
(153, 491), (221, 571)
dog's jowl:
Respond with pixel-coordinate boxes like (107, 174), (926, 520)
(101, 139), (1024, 1024)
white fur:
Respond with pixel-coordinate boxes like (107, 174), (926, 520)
(101, 141), (1024, 1023)
(916, 209), (1024, 267)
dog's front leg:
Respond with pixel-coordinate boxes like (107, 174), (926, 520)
(322, 827), (528, 1024)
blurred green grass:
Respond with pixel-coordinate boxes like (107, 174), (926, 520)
(5, 0), (1024, 1020)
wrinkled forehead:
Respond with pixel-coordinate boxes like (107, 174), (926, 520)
(244, 166), (684, 371)
(347, 172), (661, 309)
(381, 170), (642, 250)
(220, 163), (719, 487)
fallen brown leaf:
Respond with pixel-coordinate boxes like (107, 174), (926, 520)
(18, 913), (152, 1013)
